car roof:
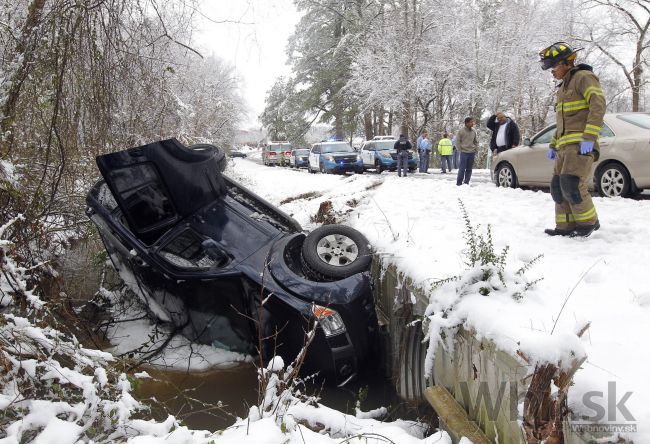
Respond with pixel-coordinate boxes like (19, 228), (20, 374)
(531, 112), (650, 139)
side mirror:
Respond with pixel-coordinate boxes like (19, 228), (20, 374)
(524, 137), (532, 146)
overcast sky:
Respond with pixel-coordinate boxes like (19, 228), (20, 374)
(196, 0), (300, 128)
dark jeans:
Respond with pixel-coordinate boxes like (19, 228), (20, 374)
(456, 152), (476, 185)
(452, 149), (459, 169)
(440, 155), (453, 172)
(397, 150), (409, 176)
(419, 150), (430, 173)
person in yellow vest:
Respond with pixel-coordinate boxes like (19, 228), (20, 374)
(437, 133), (454, 173)
(539, 42), (606, 238)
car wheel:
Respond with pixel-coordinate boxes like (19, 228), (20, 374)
(319, 163), (326, 174)
(375, 160), (384, 173)
(496, 163), (517, 188)
(187, 143), (227, 172)
(397, 324), (430, 401)
(301, 224), (372, 280)
(597, 163), (630, 197)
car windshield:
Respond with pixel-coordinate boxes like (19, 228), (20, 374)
(375, 140), (396, 150)
(321, 143), (354, 153)
(295, 149), (310, 155)
(617, 114), (650, 130)
(269, 144), (291, 150)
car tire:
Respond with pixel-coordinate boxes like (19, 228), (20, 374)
(301, 224), (372, 281)
(375, 160), (384, 173)
(495, 163), (517, 188)
(187, 143), (227, 172)
(597, 163), (630, 197)
(319, 163), (326, 174)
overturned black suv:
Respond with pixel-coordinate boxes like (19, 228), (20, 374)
(86, 139), (378, 384)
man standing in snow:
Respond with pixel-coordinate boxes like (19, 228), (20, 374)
(539, 42), (605, 238)
(416, 130), (432, 173)
(437, 133), (454, 173)
(487, 112), (520, 154)
(394, 134), (412, 177)
(455, 117), (479, 186)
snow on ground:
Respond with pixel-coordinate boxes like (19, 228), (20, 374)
(227, 153), (650, 441)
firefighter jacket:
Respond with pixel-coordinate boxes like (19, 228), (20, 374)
(437, 138), (453, 156)
(550, 64), (606, 152)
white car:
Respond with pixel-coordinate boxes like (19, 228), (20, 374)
(492, 113), (650, 197)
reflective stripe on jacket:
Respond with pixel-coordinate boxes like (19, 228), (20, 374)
(550, 64), (606, 150)
(437, 138), (453, 155)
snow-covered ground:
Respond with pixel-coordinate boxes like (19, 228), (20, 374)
(226, 152), (650, 442)
(3, 151), (647, 443)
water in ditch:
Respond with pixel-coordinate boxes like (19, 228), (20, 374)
(135, 362), (430, 432)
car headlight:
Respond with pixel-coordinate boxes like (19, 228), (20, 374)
(355, 155), (361, 161)
(379, 151), (392, 158)
(312, 305), (346, 337)
(324, 155), (334, 161)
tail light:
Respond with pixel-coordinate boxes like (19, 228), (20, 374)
(269, 151), (277, 155)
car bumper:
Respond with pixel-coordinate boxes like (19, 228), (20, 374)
(323, 160), (363, 174)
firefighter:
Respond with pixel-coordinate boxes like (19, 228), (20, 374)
(539, 42), (606, 237)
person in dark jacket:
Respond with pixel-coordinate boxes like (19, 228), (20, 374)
(394, 134), (412, 177)
(486, 112), (521, 154)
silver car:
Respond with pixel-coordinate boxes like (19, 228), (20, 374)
(492, 113), (650, 197)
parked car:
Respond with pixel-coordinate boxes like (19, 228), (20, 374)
(263, 141), (291, 166)
(492, 113), (650, 197)
(289, 148), (310, 168)
(229, 151), (247, 158)
(359, 139), (417, 173)
(372, 135), (395, 140)
(308, 141), (364, 174)
(86, 139), (378, 384)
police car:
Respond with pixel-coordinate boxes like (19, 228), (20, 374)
(308, 139), (364, 174)
(359, 138), (417, 173)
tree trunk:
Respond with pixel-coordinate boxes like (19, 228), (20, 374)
(0, 0), (47, 158)
(363, 111), (373, 140)
(377, 106), (385, 135)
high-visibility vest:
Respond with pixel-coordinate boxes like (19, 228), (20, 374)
(437, 138), (453, 155)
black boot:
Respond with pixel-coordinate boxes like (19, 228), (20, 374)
(544, 227), (574, 236)
(570, 221), (600, 238)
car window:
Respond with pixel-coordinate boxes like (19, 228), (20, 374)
(108, 163), (177, 232)
(532, 127), (556, 145)
(295, 149), (309, 155)
(311, 146), (320, 154)
(374, 140), (396, 150)
(616, 113), (650, 129)
(600, 124), (615, 137)
(321, 143), (354, 153)
(159, 229), (224, 270)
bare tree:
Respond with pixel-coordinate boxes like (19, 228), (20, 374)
(580, 0), (650, 111)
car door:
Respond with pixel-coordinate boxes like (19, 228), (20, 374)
(517, 126), (556, 184)
(309, 145), (320, 170)
(95, 138), (225, 245)
(360, 143), (373, 166)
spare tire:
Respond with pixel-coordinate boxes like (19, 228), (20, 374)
(301, 224), (372, 280)
(188, 143), (227, 172)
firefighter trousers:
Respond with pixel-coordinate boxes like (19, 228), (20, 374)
(551, 145), (598, 230)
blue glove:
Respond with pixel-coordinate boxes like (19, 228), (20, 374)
(580, 140), (595, 155)
(547, 149), (557, 160)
